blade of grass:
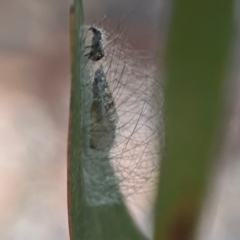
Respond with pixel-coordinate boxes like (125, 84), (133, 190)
(68, 1), (84, 240)
(154, 1), (234, 240)
(68, 1), (147, 239)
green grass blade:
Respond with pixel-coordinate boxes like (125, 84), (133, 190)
(154, 1), (234, 240)
(67, 1), (84, 240)
(68, 1), (147, 239)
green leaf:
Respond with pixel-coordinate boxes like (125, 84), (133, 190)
(154, 1), (234, 240)
(67, 1), (147, 239)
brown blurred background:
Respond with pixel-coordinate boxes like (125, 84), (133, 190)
(0, 0), (240, 240)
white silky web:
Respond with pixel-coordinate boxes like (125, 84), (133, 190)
(80, 24), (164, 207)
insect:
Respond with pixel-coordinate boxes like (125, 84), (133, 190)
(85, 26), (105, 61)
(90, 65), (118, 151)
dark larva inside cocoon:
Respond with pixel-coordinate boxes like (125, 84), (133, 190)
(90, 65), (118, 151)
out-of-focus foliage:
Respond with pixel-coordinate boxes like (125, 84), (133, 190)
(154, 1), (234, 240)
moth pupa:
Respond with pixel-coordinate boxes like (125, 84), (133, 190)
(85, 26), (105, 61)
(90, 65), (118, 151)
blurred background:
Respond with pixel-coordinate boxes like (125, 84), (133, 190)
(0, 0), (240, 240)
